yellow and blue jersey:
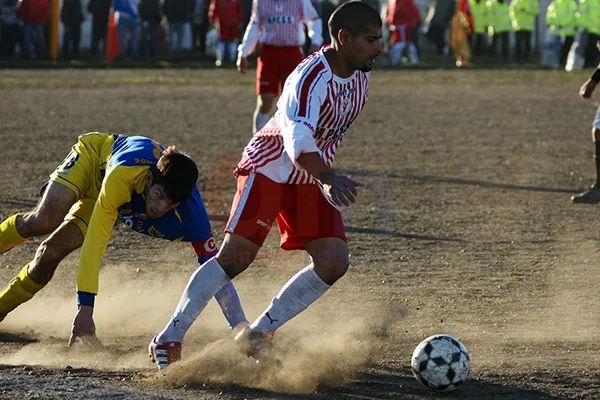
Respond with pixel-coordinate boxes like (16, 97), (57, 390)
(49, 133), (215, 307)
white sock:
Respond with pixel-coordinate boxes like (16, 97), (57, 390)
(253, 110), (270, 134)
(157, 257), (230, 343)
(250, 265), (331, 334)
(214, 280), (248, 329)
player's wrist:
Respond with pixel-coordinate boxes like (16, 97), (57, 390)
(77, 305), (94, 314)
(77, 291), (96, 308)
(317, 171), (336, 185)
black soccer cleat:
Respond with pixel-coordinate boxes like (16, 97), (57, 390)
(571, 185), (600, 204)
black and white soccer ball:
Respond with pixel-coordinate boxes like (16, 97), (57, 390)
(411, 334), (470, 391)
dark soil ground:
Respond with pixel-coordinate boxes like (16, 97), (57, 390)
(1, 68), (599, 399)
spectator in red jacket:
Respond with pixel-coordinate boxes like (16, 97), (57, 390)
(19, 0), (48, 59)
(209, 0), (242, 66)
(385, 0), (422, 65)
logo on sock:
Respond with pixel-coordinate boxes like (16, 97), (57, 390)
(266, 312), (278, 325)
(173, 319), (180, 327)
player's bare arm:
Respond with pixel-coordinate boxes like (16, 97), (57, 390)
(237, 56), (248, 74)
(68, 171), (133, 346)
(580, 64), (600, 99)
(301, 0), (322, 54)
(236, 0), (259, 76)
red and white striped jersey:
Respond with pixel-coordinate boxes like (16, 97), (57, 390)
(238, 0), (322, 57)
(235, 49), (370, 184)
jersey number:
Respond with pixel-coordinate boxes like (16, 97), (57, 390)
(58, 151), (80, 173)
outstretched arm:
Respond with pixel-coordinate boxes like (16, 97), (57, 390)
(302, 0), (323, 53)
(580, 62), (600, 99)
(69, 165), (143, 347)
(237, 0), (261, 73)
(280, 69), (360, 207)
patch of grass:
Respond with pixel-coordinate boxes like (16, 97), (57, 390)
(0, 75), (252, 88)
(488, 275), (520, 283)
(0, 60), (592, 88)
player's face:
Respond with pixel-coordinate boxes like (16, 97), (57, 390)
(145, 183), (180, 218)
(349, 25), (383, 72)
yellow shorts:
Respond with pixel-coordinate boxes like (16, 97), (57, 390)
(49, 132), (114, 236)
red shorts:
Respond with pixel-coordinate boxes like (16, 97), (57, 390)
(256, 44), (304, 96)
(225, 172), (346, 250)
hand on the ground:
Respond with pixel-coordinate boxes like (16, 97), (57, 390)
(580, 79), (597, 99)
(237, 57), (248, 74)
(68, 305), (103, 349)
(319, 173), (360, 207)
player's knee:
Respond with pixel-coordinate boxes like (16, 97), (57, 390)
(329, 260), (349, 280)
(216, 243), (257, 278)
(217, 255), (253, 279)
(312, 250), (349, 284)
(308, 240), (349, 284)
(313, 260), (348, 285)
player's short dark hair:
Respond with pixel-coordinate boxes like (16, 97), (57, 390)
(328, 1), (382, 43)
(151, 146), (198, 203)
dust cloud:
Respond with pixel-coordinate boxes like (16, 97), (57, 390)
(495, 241), (600, 345)
(1, 260), (403, 392)
(158, 314), (395, 394)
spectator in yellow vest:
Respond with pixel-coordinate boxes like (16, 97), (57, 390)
(509, 0), (538, 63)
(546, 0), (577, 65)
(487, 0), (511, 60)
(469, 0), (488, 56)
(577, 0), (600, 67)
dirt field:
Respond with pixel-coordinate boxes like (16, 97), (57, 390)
(1, 67), (600, 400)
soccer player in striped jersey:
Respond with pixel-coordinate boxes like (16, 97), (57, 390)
(0, 133), (247, 356)
(236, 0), (323, 134)
(150, 1), (382, 368)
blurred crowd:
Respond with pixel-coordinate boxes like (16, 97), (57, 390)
(0, 0), (598, 69)
(0, 0), (248, 60)
(0, 0), (344, 61)
(386, 0), (600, 68)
